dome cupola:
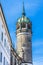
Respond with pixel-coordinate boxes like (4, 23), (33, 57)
(16, 2), (32, 34)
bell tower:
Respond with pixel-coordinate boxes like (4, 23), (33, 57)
(16, 2), (32, 65)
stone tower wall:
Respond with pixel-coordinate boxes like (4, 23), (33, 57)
(16, 32), (32, 63)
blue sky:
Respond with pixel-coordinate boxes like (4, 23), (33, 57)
(0, 0), (43, 65)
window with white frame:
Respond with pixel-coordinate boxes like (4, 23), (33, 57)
(1, 32), (3, 41)
(4, 39), (6, 47)
(0, 52), (2, 62)
(3, 57), (5, 65)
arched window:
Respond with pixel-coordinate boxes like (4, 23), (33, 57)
(27, 24), (31, 29)
(21, 22), (26, 28)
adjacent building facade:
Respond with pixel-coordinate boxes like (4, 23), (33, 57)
(0, 4), (12, 65)
(0, 4), (22, 65)
(11, 45), (22, 65)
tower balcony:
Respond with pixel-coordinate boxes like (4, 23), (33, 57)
(16, 28), (32, 35)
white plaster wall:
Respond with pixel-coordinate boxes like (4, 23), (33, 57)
(0, 10), (11, 65)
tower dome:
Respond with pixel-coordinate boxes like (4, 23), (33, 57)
(17, 2), (31, 24)
(16, 2), (32, 33)
(18, 16), (30, 23)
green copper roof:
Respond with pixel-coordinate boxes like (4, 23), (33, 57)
(18, 16), (30, 23)
(17, 2), (30, 24)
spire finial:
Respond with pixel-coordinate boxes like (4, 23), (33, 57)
(22, 2), (25, 16)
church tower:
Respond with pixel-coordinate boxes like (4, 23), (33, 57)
(16, 2), (32, 65)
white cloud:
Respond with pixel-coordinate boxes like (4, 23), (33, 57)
(32, 39), (43, 65)
(33, 55), (43, 65)
(33, 61), (43, 65)
(32, 39), (43, 55)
